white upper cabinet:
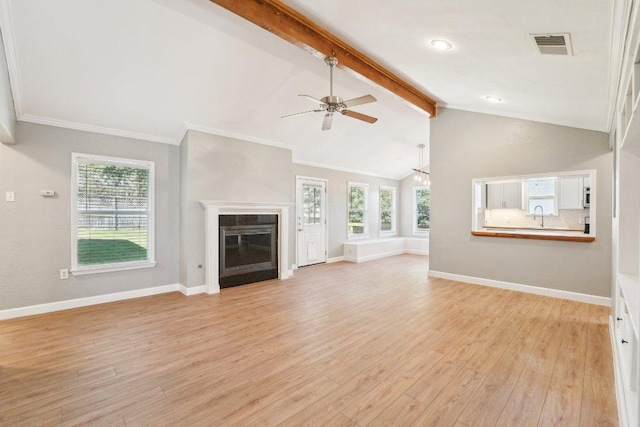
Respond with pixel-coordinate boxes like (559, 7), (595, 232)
(559, 177), (584, 209)
(486, 182), (522, 209)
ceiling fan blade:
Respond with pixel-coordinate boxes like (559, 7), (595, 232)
(343, 94), (377, 108)
(341, 109), (378, 124)
(299, 94), (326, 106)
(322, 113), (333, 131)
(282, 109), (322, 119)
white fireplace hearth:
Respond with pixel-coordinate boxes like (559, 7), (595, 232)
(200, 200), (293, 294)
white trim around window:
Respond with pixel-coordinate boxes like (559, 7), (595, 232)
(71, 153), (156, 275)
(413, 186), (430, 235)
(524, 177), (559, 216)
(379, 185), (397, 235)
(347, 181), (369, 239)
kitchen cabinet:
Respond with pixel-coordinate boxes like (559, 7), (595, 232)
(558, 177), (584, 209)
(610, 1), (640, 425)
(486, 182), (522, 209)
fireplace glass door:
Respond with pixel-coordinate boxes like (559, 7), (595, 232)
(219, 215), (278, 288)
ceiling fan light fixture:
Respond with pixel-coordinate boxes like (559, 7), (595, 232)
(282, 57), (378, 130)
(430, 39), (452, 50)
(486, 96), (502, 103)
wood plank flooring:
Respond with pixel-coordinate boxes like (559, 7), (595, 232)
(0, 255), (618, 426)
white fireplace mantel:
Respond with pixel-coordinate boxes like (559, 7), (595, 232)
(200, 200), (294, 294)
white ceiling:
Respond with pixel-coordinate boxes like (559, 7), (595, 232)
(1, 0), (616, 179)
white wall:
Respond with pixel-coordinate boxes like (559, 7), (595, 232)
(0, 29), (15, 144)
(291, 163), (400, 259)
(0, 122), (180, 309)
(430, 108), (612, 297)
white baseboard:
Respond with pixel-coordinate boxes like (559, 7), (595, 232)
(0, 284), (181, 321)
(327, 256), (345, 263)
(428, 270), (611, 306)
(405, 249), (429, 256)
(610, 318), (630, 427)
(346, 250), (405, 264)
(179, 284), (206, 296)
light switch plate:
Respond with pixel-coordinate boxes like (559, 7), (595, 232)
(5, 191), (14, 202)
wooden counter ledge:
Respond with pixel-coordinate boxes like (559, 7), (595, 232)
(471, 230), (595, 242)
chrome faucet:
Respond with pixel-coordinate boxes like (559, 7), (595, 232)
(533, 205), (544, 228)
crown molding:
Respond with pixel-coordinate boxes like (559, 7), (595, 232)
(292, 158), (399, 180)
(443, 104), (608, 133)
(184, 123), (294, 151)
(20, 114), (178, 145)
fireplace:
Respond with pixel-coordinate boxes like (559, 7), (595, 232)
(200, 201), (292, 294)
(219, 215), (278, 288)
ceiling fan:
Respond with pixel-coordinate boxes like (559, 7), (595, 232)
(282, 56), (378, 131)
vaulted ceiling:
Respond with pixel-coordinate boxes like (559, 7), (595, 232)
(1, 0), (616, 178)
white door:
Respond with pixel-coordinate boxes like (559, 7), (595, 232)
(296, 177), (327, 267)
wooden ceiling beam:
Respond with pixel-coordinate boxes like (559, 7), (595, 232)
(208, 0), (437, 117)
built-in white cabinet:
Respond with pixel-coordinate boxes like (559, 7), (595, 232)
(611, 0), (640, 425)
(486, 182), (522, 209)
(558, 177), (584, 209)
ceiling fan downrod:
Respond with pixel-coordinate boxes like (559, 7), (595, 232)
(325, 56), (338, 97)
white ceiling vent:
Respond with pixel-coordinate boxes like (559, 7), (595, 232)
(530, 33), (573, 56)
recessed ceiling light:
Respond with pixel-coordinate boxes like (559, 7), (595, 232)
(430, 39), (452, 50)
(486, 96), (502, 103)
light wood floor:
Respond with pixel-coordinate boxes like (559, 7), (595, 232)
(0, 255), (618, 426)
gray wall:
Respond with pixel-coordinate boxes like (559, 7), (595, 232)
(0, 30), (15, 144)
(0, 122), (180, 309)
(430, 108), (612, 297)
(292, 163), (400, 259)
(180, 130), (294, 287)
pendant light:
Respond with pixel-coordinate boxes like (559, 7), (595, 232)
(412, 144), (430, 186)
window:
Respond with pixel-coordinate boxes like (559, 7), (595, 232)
(379, 186), (396, 234)
(414, 186), (430, 234)
(71, 153), (155, 275)
(348, 182), (368, 237)
(302, 184), (322, 225)
(525, 178), (557, 215)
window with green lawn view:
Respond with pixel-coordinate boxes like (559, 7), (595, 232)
(414, 186), (430, 234)
(379, 186), (396, 234)
(348, 182), (368, 237)
(71, 153), (155, 274)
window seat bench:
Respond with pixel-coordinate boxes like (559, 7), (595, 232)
(343, 237), (428, 263)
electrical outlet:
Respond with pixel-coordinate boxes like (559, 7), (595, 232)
(60, 268), (69, 280)
(5, 191), (15, 202)
(578, 217), (584, 224)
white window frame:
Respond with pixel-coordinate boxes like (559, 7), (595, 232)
(524, 177), (558, 216)
(413, 186), (430, 235)
(71, 153), (156, 275)
(379, 186), (397, 235)
(347, 182), (369, 239)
